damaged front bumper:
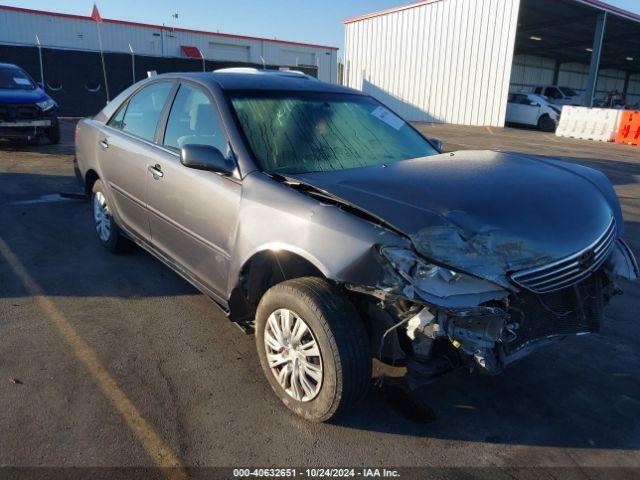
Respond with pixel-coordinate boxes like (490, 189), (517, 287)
(350, 238), (638, 388)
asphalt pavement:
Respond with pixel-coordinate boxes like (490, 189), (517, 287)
(1, 120), (639, 477)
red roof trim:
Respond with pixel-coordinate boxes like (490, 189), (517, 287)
(344, 0), (640, 24)
(0, 4), (339, 51)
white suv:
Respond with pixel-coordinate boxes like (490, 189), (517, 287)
(533, 85), (583, 106)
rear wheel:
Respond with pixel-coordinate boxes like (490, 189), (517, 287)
(255, 277), (371, 422)
(91, 179), (129, 253)
(537, 114), (557, 132)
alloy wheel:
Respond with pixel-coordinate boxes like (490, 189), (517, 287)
(263, 308), (323, 402)
(93, 191), (112, 242)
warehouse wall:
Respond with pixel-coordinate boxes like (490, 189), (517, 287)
(510, 54), (640, 107)
(0, 6), (338, 83)
(343, 0), (521, 126)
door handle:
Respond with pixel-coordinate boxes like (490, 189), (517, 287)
(148, 164), (164, 179)
(99, 139), (109, 150)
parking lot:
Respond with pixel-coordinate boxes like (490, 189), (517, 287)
(1, 120), (639, 475)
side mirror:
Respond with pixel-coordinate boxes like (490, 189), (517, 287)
(180, 144), (234, 175)
(428, 137), (444, 152)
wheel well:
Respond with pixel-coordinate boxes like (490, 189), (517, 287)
(84, 169), (99, 196)
(228, 250), (325, 323)
(538, 113), (553, 124)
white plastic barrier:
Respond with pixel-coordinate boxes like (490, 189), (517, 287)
(556, 106), (623, 142)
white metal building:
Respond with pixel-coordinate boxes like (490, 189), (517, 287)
(0, 5), (338, 83)
(344, 0), (640, 126)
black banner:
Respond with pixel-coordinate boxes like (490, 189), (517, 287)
(0, 44), (318, 117)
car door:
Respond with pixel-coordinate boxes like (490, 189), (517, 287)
(521, 95), (542, 125)
(146, 82), (241, 297)
(97, 81), (175, 241)
(505, 94), (520, 123)
(507, 94), (538, 125)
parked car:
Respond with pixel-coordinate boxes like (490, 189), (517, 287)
(0, 62), (60, 144)
(532, 85), (584, 106)
(75, 70), (638, 422)
(506, 92), (561, 132)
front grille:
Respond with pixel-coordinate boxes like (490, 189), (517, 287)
(511, 217), (616, 294)
(506, 272), (604, 354)
(0, 104), (40, 121)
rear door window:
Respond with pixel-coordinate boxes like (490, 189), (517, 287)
(108, 103), (127, 130)
(116, 82), (174, 141)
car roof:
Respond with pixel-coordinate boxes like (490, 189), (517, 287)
(0, 62), (19, 68)
(154, 69), (363, 94)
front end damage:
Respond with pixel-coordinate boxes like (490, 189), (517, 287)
(347, 237), (638, 389)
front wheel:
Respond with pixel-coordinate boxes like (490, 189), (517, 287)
(255, 277), (371, 422)
(537, 114), (557, 132)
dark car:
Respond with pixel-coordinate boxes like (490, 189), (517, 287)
(75, 69), (638, 422)
(0, 62), (60, 144)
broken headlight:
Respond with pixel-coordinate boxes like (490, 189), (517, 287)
(380, 246), (508, 308)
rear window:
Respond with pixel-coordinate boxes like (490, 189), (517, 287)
(0, 65), (35, 90)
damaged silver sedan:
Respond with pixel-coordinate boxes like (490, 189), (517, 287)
(75, 69), (639, 422)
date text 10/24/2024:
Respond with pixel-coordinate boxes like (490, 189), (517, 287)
(233, 468), (401, 478)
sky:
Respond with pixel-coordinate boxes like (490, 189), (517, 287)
(3, 0), (640, 54)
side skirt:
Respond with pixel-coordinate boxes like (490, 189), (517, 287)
(120, 225), (233, 319)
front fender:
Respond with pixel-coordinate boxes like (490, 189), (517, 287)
(226, 172), (409, 295)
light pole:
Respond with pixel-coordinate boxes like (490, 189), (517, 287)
(129, 43), (136, 84)
(198, 48), (205, 72)
(35, 34), (44, 86)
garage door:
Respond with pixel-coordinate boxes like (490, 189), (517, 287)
(209, 42), (250, 62)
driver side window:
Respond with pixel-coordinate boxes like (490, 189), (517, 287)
(163, 83), (230, 157)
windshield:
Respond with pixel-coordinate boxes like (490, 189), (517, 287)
(559, 87), (578, 97)
(0, 65), (36, 91)
(229, 91), (439, 174)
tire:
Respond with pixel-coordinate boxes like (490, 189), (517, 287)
(47, 117), (60, 144)
(537, 114), (557, 132)
(255, 277), (371, 422)
(91, 179), (129, 253)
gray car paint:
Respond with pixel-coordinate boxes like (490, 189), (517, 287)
(76, 71), (631, 317)
(284, 149), (621, 288)
(77, 73), (409, 312)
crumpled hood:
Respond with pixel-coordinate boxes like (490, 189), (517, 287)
(0, 87), (48, 105)
(286, 150), (621, 287)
